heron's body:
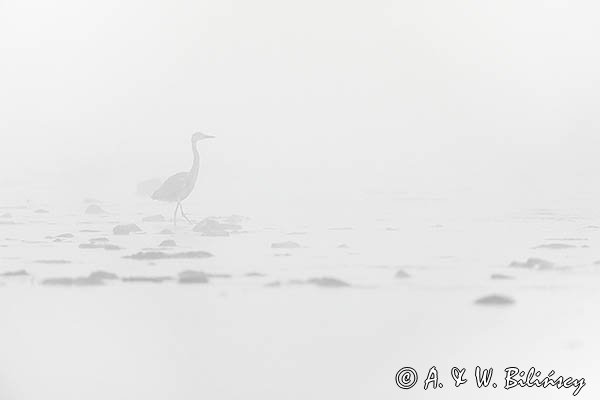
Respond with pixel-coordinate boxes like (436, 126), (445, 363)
(151, 132), (213, 225)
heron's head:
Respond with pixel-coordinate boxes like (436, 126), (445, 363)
(192, 131), (215, 142)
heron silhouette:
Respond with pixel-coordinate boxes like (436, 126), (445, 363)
(151, 132), (214, 226)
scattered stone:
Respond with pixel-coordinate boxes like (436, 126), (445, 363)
(79, 242), (122, 251)
(178, 270), (209, 284)
(509, 258), (554, 270)
(113, 224), (142, 235)
(136, 178), (162, 197)
(395, 270), (411, 279)
(534, 243), (577, 250)
(121, 276), (172, 283)
(159, 240), (176, 247)
(142, 214), (165, 222)
(42, 276), (104, 286)
(89, 270), (119, 280)
(193, 218), (241, 236)
(85, 204), (106, 214)
(0, 270), (29, 277)
(307, 277), (351, 288)
(124, 251), (213, 260)
(271, 241), (301, 249)
(35, 260), (71, 265)
(474, 294), (515, 306)
(491, 273), (515, 280)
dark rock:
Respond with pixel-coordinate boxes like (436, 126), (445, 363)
(178, 270), (209, 284)
(395, 270), (411, 279)
(42, 276), (104, 286)
(113, 224), (142, 235)
(509, 258), (554, 270)
(88, 270), (119, 280)
(491, 274), (515, 280)
(307, 277), (350, 288)
(0, 270), (29, 277)
(121, 276), (172, 283)
(474, 294), (515, 306)
(193, 218), (241, 236)
(124, 251), (213, 260)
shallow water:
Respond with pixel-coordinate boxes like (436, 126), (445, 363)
(1, 196), (599, 399)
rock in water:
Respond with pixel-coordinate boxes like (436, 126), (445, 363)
(123, 251), (213, 260)
(113, 224), (142, 235)
(85, 204), (107, 214)
(193, 218), (241, 236)
(509, 258), (554, 270)
(136, 178), (162, 197)
(474, 294), (515, 306)
(490, 274), (514, 280)
(307, 277), (350, 288)
(395, 269), (411, 279)
(0, 270), (29, 277)
(178, 270), (209, 284)
(88, 270), (119, 281)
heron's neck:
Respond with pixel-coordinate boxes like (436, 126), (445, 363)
(190, 141), (200, 179)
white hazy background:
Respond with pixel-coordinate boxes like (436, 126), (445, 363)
(1, 0), (600, 217)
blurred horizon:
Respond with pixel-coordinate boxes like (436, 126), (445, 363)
(2, 0), (600, 217)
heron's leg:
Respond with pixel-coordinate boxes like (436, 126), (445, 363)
(179, 203), (195, 225)
(173, 203), (181, 226)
